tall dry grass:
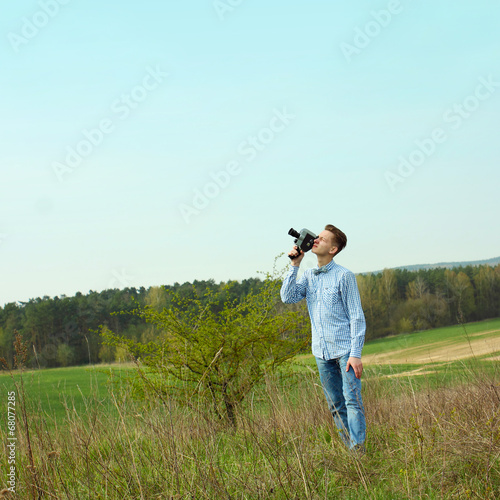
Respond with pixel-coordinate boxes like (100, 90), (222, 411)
(2, 364), (499, 499)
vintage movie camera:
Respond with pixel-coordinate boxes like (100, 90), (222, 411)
(288, 228), (318, 259)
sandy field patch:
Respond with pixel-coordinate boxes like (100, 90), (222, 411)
(380, 366), (438, 379)
(365, 332), (500, 365)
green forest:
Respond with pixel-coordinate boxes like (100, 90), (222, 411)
(1, 263), (499, 370)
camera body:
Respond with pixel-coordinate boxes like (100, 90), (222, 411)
(288, 227), (318, 259)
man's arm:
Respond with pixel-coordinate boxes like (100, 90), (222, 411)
(280, 248), (308, 304)
(340, 271), (366, 378)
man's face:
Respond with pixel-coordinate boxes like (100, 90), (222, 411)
(312, 230), (337, 257)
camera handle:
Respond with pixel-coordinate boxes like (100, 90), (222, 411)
(288, 246), (303, 260)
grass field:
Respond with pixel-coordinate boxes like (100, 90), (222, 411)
(0, 363), (133, 426)
(3, 319), (499, 418)
(0, 318), (499, 499)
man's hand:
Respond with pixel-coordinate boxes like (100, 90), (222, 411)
(346, 357), (363, 379)
(288, 246), (304, 266)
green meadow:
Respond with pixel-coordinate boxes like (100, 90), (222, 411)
(0, 319), (499, 499)
(295, 318), (500, 390)
(0, 363), (133, 426)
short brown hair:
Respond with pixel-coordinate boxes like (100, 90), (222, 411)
(324, 224), (347, 256)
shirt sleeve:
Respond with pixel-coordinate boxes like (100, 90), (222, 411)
(280, 265), (307, 304)
(340, 271), (366, 358)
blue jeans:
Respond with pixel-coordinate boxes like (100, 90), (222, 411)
(315, 354), (366, 448)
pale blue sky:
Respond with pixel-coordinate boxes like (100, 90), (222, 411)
(1, 0), (499, 306)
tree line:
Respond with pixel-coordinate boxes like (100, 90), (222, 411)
(1, 264), (499, 369)
(357, 263), (500, 339)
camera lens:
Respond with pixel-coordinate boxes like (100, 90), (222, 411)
(288, 228), (300, 238)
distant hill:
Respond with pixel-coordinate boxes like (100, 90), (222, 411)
(370, 256), (500, 274)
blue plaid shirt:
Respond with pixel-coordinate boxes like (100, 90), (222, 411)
(280, 259), (366, 360)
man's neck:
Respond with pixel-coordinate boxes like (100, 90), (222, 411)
(317, 255), (334, 268)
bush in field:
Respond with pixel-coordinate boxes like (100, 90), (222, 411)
(56, 343), (74, 367)
(101, 275), (309, 425)
(97, 329), (115, 363)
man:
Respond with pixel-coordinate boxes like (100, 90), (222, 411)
(280, 224), (367, 452)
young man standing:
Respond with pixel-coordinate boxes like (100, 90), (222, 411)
(280, 224), (367, 452)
